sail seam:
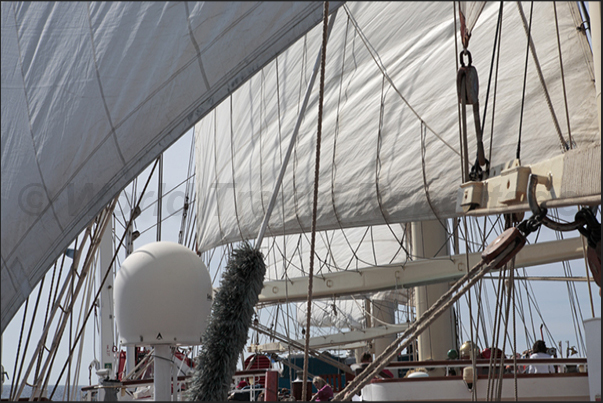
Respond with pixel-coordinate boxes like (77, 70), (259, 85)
(85, 3), (127, 166)
(329, 15), (370, 272)
(212, 110), (226, 244)
(183, 2), (211, 91)
(228, 95), (245, 241)
(420, 122), (451, 235)
(3, 2), (344, 330)
(374, 75), (412, 260)
(8, 2), (65, 238)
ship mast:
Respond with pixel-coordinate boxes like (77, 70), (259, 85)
(411, 220), (456, 377)
(99, 216), (116, 383)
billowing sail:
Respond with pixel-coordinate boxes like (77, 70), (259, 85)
(299, 299), (367, 330)
(260, 224), (409, 280)
(296, 290), (410, 330)
(1, 1), (344, 332)
(194, 1), (598, 257)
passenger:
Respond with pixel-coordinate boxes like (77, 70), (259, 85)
(504, 353), (523, 374)
(279, 388), (295, 401)
(527, 340), (555, 374)
(404, 368), (429, 378)
(310, 376), (333, 401)
(360, 352), (394, 379)
(481, 347), (504, 375)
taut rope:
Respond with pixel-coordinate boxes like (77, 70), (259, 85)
(302, 1), (329, 400)
(333, 241), (520, 401)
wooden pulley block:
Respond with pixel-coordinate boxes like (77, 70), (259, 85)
(482, 227), (526, 268)
(457, 65), (479, 105)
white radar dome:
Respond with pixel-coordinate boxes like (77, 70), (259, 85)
(114, 241), (212, 346)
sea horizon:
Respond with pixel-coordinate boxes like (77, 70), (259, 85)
(2, 384), (86, 401)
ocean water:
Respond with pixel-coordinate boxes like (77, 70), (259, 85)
(2, 384), (86, 401)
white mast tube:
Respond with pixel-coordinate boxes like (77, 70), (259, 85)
(153, 345), (171, 401)
(125, 224), (136, 376)
(411, 220), (456, 377)
(99, 216), (116, 379)
(172, 352), (178, 401)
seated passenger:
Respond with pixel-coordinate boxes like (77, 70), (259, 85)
(310, 376), (333, 401)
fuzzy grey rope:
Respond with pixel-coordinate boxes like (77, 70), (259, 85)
(187, 242), (266, 401)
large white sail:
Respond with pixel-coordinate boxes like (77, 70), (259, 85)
(194, 1), (599, 259)
(260, 224), (409, 279)
(296, 290), (411, 330)
(0, 1), (344, 332)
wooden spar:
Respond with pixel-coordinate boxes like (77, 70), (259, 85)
(257, 236), (584, 304)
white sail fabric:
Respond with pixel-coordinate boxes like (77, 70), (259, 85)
(0, 1), (343, 332)
(459, 1), (487, 48)
(261, 223), (412, 329)
(296, 290), (410, 330)
(260, 224), (410, 280)
(298, 299), (366, 330)
(195, 1), (598, 255)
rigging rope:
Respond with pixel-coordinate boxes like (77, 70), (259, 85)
(512, 279), (518, 401)
(553, 3), (574, 149)
(480, 1), (504, 139)
(302, 2), (329, 400)
(461, 216), (477, 401)
(229, 96), (245, 241)
(34, 262), (58, 382)
(454, 1), (467, 182)
(420, 122), (450, 234)
(467, 266), (477, 402)
(48, 160), (158, 400)
(486, 249), (506, 400)
(13, 277), (46, 401)
(516, 1), (534, 160)
(334, 240), (520, 401)
(516, 1), (569, 153)
(342, 4), (459, 156)
(485, 1), (505, 177)
(375, 76), (413, 255)
(496, 257), (515, 400)
(9, 298), (28, 401)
